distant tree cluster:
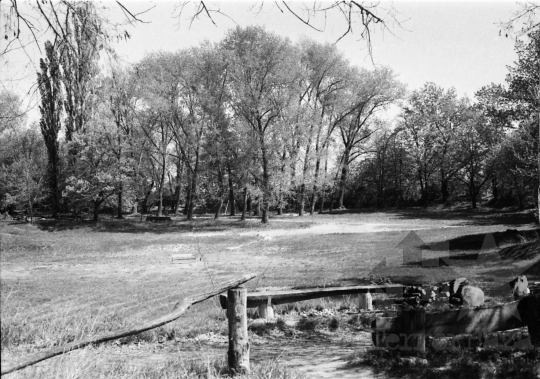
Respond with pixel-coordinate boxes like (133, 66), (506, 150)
(0, 3), (538, 223)
(348, 28), (539, 221)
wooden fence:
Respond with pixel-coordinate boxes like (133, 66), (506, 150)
(219, 284), (406, 317)
(0, 274), (257, 376)
(372, 294), (540, 351)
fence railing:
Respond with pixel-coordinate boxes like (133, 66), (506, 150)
(219, 284), (406, 317)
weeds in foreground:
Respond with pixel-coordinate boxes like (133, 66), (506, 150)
(348, 339), (540, 379)
(6, 352), (306, 379)
(296, 317), (319, 332)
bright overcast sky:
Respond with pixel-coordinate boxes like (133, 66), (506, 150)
(0, 1), (523, 123)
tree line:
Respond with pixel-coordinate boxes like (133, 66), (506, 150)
(1, 4), (538, 223)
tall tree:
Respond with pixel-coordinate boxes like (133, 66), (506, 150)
(37, 41), (63, 218)
(507, 28), (539, 222)
(223, 26), (301, 223)
(58, 2), (102, 143)
(335, 66), (404, 209)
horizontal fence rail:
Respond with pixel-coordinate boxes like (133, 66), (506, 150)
(1, 274), (257, 376)
(219, 284), (406, 309)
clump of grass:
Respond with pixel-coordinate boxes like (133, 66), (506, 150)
(248, 322), (275, 336)
(328, 317), (340, 330)
(296, 317), (319, 332)
(347, 312), (376, 329)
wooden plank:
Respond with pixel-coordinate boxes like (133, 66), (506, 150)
(219, 284), (406, 309)
(374, 295), (536, 337)
(1, 273), (257, 376)
(402, 309), (425, 352)
(171, 254), (198, 263)
(517, 294), (540, 346)
(227, 287), (249, 375)
(359, 293), (373, 311)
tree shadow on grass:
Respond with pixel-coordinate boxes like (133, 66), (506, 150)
(35, 216), (315, 235)
(329, 207), (536, 227)
(421, 228), (540, 254)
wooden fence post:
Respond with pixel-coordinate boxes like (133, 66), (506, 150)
(518, 294), (540, 347)
(258, 297), (274, 319)
(402, 308), (425, 352)
(228, 286), (250, 375)
(359, 292), (373, 311)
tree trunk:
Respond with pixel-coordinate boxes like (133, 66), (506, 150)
(441, 170), (449, 204)
(319, 148), (329, 214)
(117, 182), (123, 219)
(319, 184), (325, 214)
(93, 200), (101, 221)
(227, 163), (235, 216)
(215, 166), (225, 219)
(261, 195), (269, 224)
(337, 149), (350, 209)
(469, 177), (477, 209)
(241, 187), (248, 221)
(187, 149), (200, 220)
(253, 198), (260, 217)
(247, 195), (252, 215)
(298, 183), (305, 216)
(492, 177), (498, 203)
(418, 169), (426, 206)
(142, 181), (154, 214)
(215, 198), (224, 219)
(157, 155), (166, 217)
(173, 159), (184, 215)
(260, 130), (271, 224)
(49, 154), (60, 218)
(184, 178), (191, 216)
(277, 188), (283, 215)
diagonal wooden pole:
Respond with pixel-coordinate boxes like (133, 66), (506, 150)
(1, 273), (257, 376)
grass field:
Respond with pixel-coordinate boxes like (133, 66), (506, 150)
(1, 207), (539, 378)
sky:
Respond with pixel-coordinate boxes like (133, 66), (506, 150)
(0, 1), (524, 124)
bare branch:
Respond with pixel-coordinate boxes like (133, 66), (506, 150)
(281, 1), (324, 32)
(115, 1), (153, 24)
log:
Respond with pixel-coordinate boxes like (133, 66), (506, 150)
(219, 284), (406, 309)
(227, 287), (250, 375)
(373, 295), (538, 339)
(1, 273), (257, 376)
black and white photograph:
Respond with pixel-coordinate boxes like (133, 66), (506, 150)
(1, 1), (539, 378)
